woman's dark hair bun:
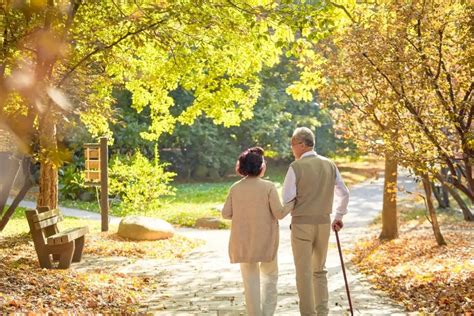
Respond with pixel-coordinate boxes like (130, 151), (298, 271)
(238, 147), (264, 177)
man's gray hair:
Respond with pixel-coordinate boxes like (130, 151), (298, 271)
(292, 127), (315, 148)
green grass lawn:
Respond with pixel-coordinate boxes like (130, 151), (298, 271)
(59, 163), (289, 228)
(58, 157), (382, 228)
(59, 180), (235, 228)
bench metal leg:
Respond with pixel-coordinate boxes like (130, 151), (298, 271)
(72, 236), (85, 262)
(58, 242), (75, 269)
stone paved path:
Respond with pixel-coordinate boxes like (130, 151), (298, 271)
(12, 174), (419, 315)
(136, 175), (417, 315)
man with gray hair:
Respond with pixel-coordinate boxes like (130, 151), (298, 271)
(282, 127), (350, 315)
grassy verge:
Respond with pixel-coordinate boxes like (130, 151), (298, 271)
(350, 196), (474, 313)
(59, 181), (233, 228)
(58, 156), (383, 228)
(145, 181), (233, 228)
(0, 212), (203, 313)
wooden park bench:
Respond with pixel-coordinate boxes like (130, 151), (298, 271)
(25, 207), (89, 269)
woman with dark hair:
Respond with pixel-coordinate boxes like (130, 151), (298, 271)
(222, 147), (294, 316)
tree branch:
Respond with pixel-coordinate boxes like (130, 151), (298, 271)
(464, 82), (474, 129)
(459, 82), (474, 132)
(362, 51), (458, 179)
(226, 0), (258, 16)
(440, 61), (457, 113)
(414, 18), (456, 119)
(112, 0), (127, 17)
(434, 29), (443, 81)
(58, 19), (167, 87)
(328, 1), (356, 24)
(362, 52), (402, 97)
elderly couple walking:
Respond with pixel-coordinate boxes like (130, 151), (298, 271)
(222, 127), (350, 316)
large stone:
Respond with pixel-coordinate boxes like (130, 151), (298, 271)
(118, 216), (174, 240)
(195, 217), (224, 229)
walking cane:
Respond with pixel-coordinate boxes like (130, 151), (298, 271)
(335, 228), (354, 315)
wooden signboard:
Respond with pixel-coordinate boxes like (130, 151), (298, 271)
(84, 144), (101, 186)
(84, 138), (109, 231)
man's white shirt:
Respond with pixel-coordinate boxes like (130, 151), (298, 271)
(282, 151), (350, 221)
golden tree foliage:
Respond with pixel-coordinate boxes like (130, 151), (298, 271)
(290, 1), (473, 210)
(286, 0), (474, 243)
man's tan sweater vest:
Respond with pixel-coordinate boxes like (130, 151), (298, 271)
(291, 155), (336, 224)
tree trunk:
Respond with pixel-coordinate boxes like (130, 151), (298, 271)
(0, 166), (33, 231)
(439, 167), (450, 208)
(37, 112), (58, 210)
(431, 181), (449, 209)
(0, 153), (21, 214)
(446, 185), (474, 221)
(421, 174), (447, 246)
(379, 155), (398, 240)
(435, 173), (474, 221)
(441, 184), (450, 208)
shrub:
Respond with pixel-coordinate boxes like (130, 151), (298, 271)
(109, 148), (176, 215)
(59, 164), (95, 200)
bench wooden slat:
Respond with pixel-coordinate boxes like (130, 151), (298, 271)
(31, 209), (60, 223)
(46, 226), (89, 245)
(33, 215), (64, 230)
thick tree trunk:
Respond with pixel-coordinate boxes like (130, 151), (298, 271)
(421, 175), (447, 246)
(37, 112), (58, 210)
(379, 155), (398, 240)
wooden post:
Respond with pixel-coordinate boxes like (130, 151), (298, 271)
(99, 137), (109, 232)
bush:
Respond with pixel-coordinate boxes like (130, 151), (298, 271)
(109, 148), (176, 215)
(59, 164), (96, 200)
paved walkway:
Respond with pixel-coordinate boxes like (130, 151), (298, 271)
(6, 198), (122, 225)
(11, 174), (419, 315)
(135, 175), (416, 315)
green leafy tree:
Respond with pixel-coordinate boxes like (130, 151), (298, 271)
(0, 0), (343, 216)
(0, 1), (276, 210)
(158, 57), (353, 179)
(110, 89), (155, 157)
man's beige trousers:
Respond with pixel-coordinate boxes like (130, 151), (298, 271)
(291, 223), (331, 316)
(240, 258), (278, 316)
